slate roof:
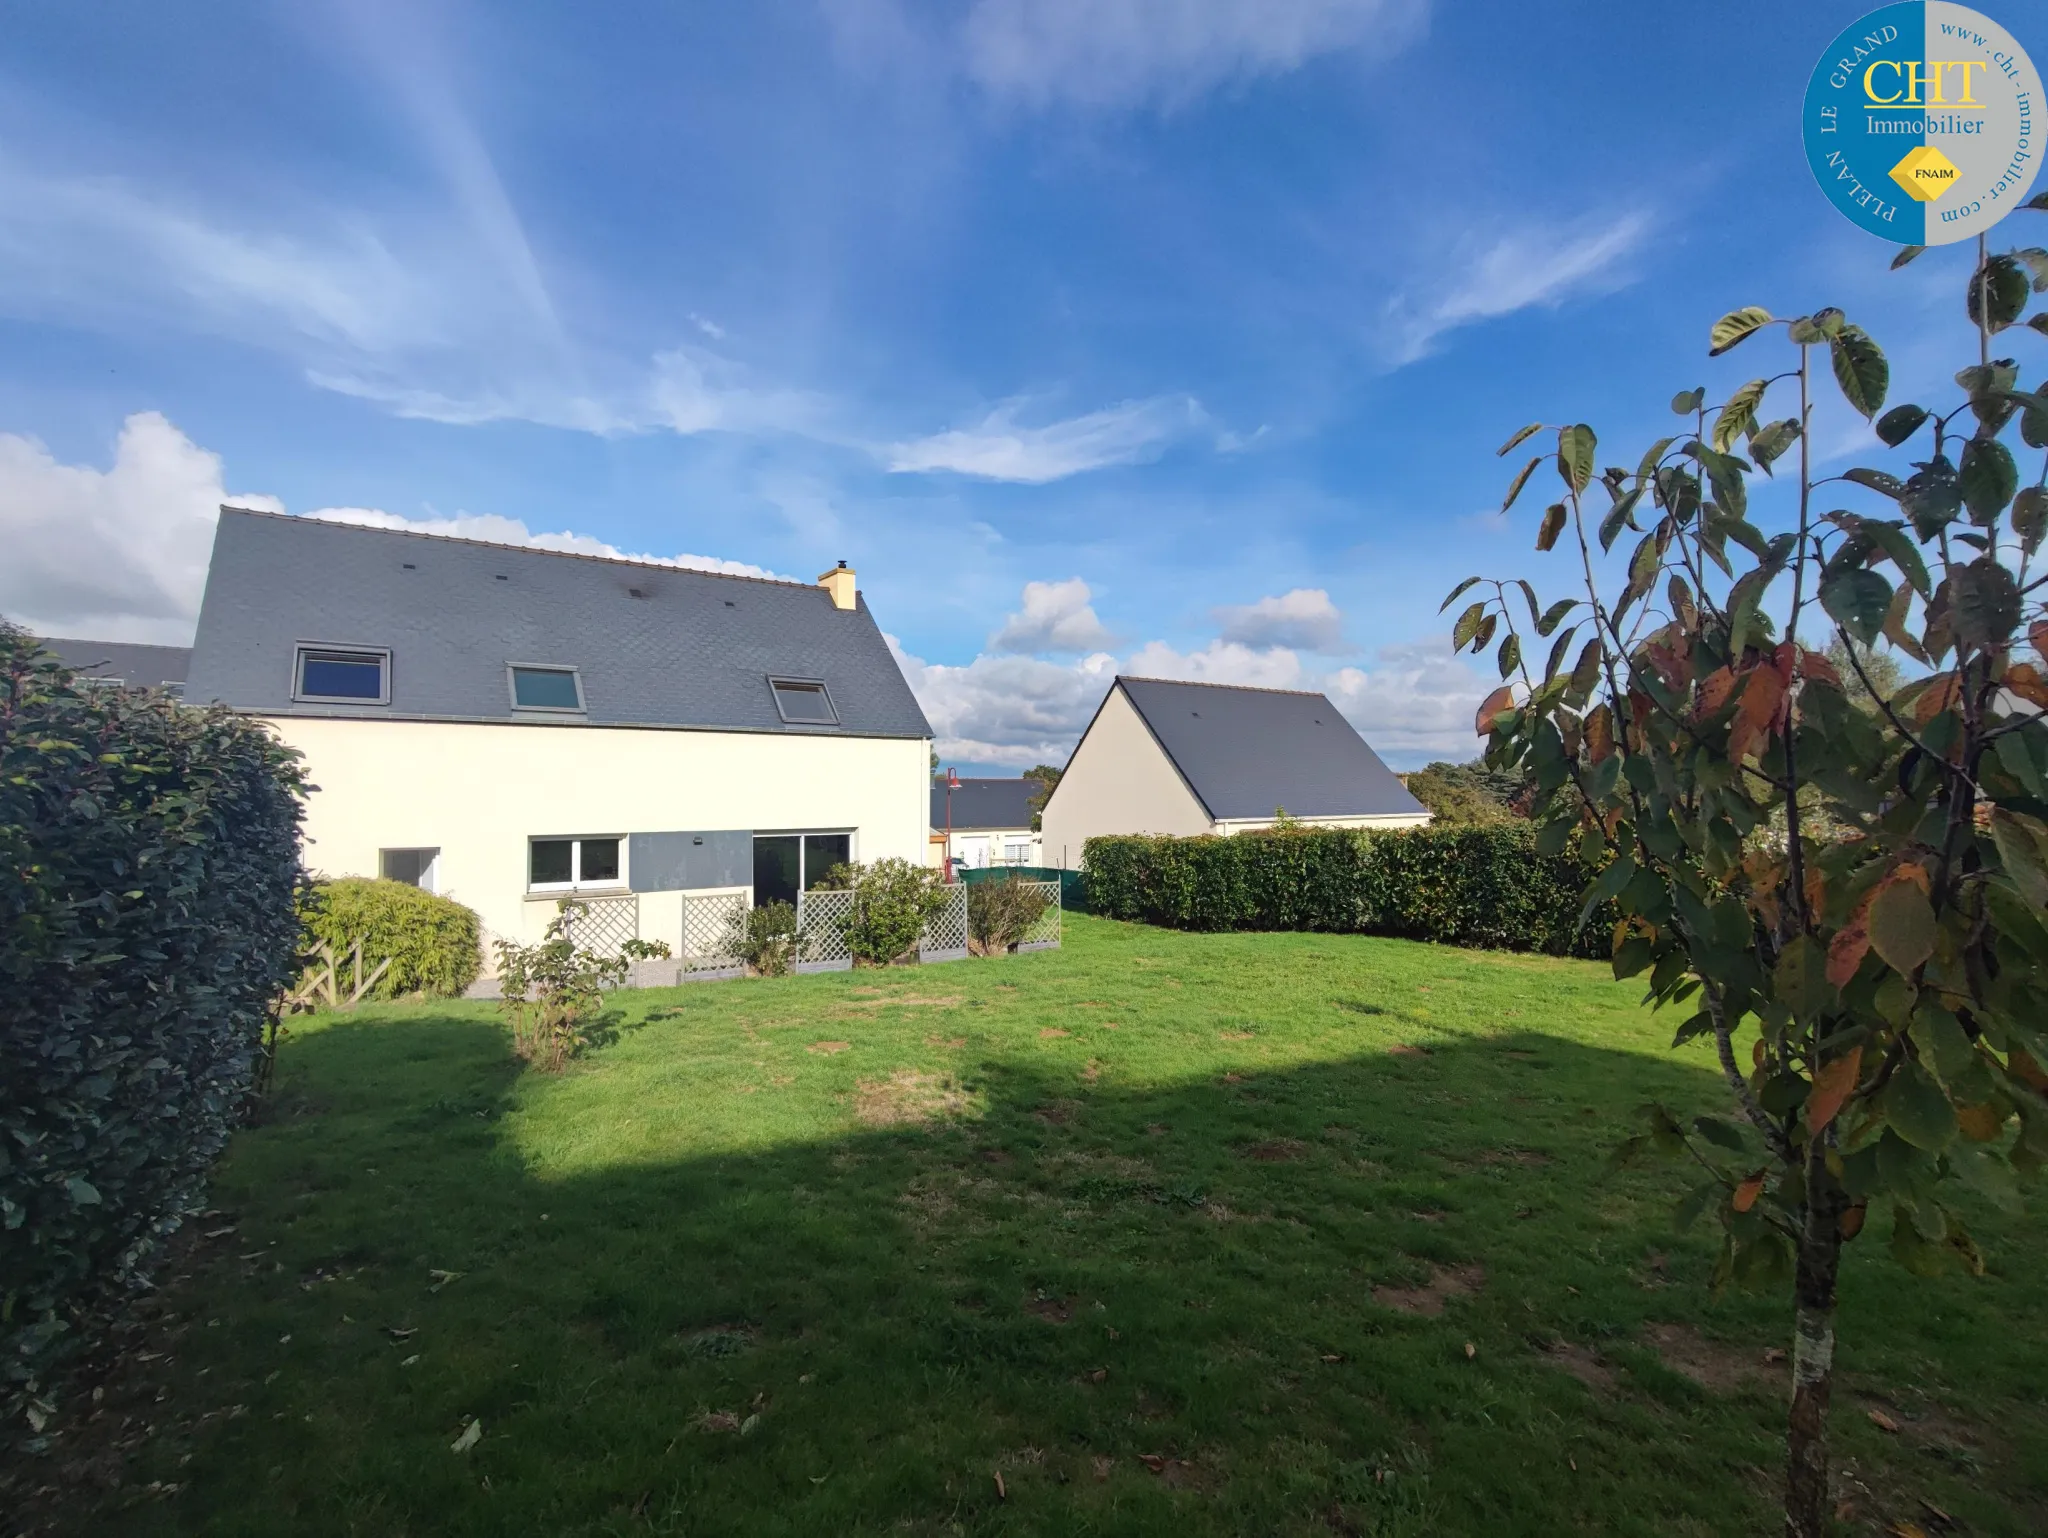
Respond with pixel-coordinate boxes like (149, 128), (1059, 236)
(931, 777), (1043, 832)
(184, 509), (932, 739)
(1111, 676), (1426, 821)
(40, 638), (193, 688)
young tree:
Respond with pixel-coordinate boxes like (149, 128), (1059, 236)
(1445, 218), (2048, 1538)
(1024, 763), (1063, 831)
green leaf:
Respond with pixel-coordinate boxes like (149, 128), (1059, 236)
(1829, 324), (1888, 418)
(1861, 519), (1932, 597)
(1950, 557), (2021, 647)
(1711, 379), (1768, 453)
(1671, 388), (1704, 416)
(1439, 576), (1482, 613)
(1901, 456), (1961, 539)
(1556, 424), (1597, 494)
(1748, 418), (1800, 474)
(2013, 486), (2047, 556)
(1626, 529), (1662, 591)
(1536, 502), (1568, 552)
(1501, 455), (1542, 513)
(1707, 306), (1772, 357)
(2014, 247), (2048, 291)
(1891, 244), (1924, 269)
(1498, 423), (1543, 457)
(1966, 255), (2029, 330)
(1820, 568), (1893, 646)
(1843, 467), (1906, 500)
(1535, 597), (1576, 636)
(1543, 624), (1578, 684)
(1958, 438), (2018, 524)
(1598, 498), (1635, 552)
(1787, 308), (1844, 344)
(1882, 1060), (1957, 1152)
(1692, 1116), (1747, 1153)
(1989, 809), (2048, 909)
(1773, 935), (1834, 1020)
(1497, 632), (1522, 679)
(1453, 601), (1487, 651)
(1568, 638), (1603, 702)
(1868, 875), (1936, 974)
(1874, 404), (1927, 447)
(65, 1177), (101, 1206)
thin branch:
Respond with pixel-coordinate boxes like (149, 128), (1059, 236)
(1708, 984), (1795, 1162)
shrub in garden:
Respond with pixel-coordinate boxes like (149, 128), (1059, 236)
(1081, 824), (1607, 957)
(967, 875), (1051, 953)
(1, 626), (307, 1410)
(1448, 234), (2048, 1536)
(493, 900), (669, 1072)
(813, 857), (951, 964)
(299, 876), (482, 998)
(730, 900), (798, 975)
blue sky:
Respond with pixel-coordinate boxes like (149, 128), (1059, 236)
(1, 1), (2036, 768)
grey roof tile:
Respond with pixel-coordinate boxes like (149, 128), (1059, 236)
(185, 509), (932, 739)
(930, 777), (1041, 831)
(1116, 675), (1426, 821)
(39, 638), (193, 687)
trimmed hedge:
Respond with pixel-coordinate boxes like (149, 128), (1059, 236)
(301, 877), (482, 999)
(2, 627), (307, 1402)
(1081, 825), (1610, 957)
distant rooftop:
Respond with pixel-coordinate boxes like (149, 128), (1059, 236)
(1112, 675), (1425, 821)
(931, 777), (1043, 832)
(39, 638), (192, 689)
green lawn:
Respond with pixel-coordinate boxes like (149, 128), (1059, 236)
(30, 915), (2048, 1536)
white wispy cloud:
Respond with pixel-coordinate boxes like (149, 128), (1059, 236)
(961, 0), (1430, 110)
(989, 578), (1120, 652)
(1384, 212), (1651, 364)
(887, 396), (1197, 482)
(1213, 587), (1346, 651)
(890, 634), (1121, 768)
(0, 413), (786, 645)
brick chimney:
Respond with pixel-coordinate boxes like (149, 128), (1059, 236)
(818, 560), (856, 611)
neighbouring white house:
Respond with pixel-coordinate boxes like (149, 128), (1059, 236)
(929, 777), (1045, 871)
(65, 508), (935, 973)
(1038, 675), (1430, 868)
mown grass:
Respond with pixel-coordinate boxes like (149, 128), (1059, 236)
(27, 916), (2048, 1536)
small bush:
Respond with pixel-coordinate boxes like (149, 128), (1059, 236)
(299, 877), (482, 999)
(493, 901), (669, 1072)
(968, 876), (1051, 954)
(1081, 825), (1611, 957)
(816, 858), (951, 965)
(730, 901), (798, 975)
(2, 626), (307, 1403)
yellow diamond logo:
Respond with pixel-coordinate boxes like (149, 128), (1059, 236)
(1889, 145), (1960, 203)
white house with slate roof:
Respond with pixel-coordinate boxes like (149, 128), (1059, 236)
(1038, 676), (1429, 869)
(164, 508), (933, 972)
(930, 777), (1045, 872)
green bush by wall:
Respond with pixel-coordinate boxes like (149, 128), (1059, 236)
(300, 878), (483, 999)
(2, 627), (307, 1402)
(1080, 825), (1611, 957)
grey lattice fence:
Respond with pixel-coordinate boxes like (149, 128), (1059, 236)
(1016, 880), (1061, 952)
(681, 892), (746, 979)
(919, 886), (969, 963)
(560, 895), (639, 958)
(795, 889), (854, 973)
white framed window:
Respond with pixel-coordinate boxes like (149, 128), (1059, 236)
(294, 644), (390, 704)
(508, 664), (585, 713)
(528, 835), (624, 892)
(1003, 839), (1031, 864)
(769, 677), (839, 725)
(380, 847), (441, 893)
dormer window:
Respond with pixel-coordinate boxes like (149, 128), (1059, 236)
(770, 677), (838, 725)
(295, 645), (389, 704)
(509, 665), (584, 712)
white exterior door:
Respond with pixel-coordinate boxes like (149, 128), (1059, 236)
(958, 835), (991, 868)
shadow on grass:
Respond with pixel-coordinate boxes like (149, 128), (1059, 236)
(75, 1005), (2048, 1538)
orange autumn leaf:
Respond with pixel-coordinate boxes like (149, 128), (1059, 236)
(1957, 1102), (2007, 1142)
(1730, 666), (1788, 761)
(1475, 685), (1514, 736)
(1798, 648), (1842, 687)
(2005, 663), (2048, 709)
(1912, 673), (1962, 725)
(1805, 1047), (1863, 1134)
(1732, 1172), (1767, 1213)
(1697, 666), (1737, 716)
(2008, 1047), (2048, 1092)
(1825, 924), (1870, 988)
(1839, 1203), (1867, 1241)
(2032, 617), (2048, 666)
(1585, 704), (1615, 763)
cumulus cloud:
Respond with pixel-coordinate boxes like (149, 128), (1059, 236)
(891, 634), (1119, 767)
(0, 412), (787, 645)
(961, 0), (1429, 110)
(989, 578), (1119, 653)
(1384, 212), (1650, 365)
(886, 396), (1195, 483)
(1122, 637), (1307, 689)
(1322, 637), (1492, 760)
(1213, 587), (1345, 651)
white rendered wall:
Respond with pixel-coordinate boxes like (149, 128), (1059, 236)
(260, 716), (931, 962)
(1037, 685), (1211, 869)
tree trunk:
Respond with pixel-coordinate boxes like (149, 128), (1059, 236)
(1784, 1141), (1847, 1538)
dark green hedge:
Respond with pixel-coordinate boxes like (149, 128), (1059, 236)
(301, 877), (482, 999)
(2, 628), (307, 1407)
(1081, 825), (1610, 957)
